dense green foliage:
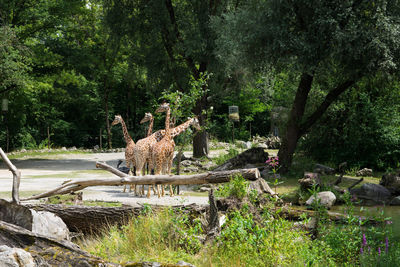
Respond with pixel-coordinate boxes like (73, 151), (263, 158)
(0, 0), (400, 170)
(80, 175), (400, 266)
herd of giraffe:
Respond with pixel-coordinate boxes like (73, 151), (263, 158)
(111, 102), (201, 198)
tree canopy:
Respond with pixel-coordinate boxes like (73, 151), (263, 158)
(0, 0), (399, 172)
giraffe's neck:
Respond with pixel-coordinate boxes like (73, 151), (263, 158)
(153, 118), (194, 142)
(164, 107), (171, 140)
(146, 118), (154, 137)
(171, 118), (194, 138)
(120, 119), (134, 145)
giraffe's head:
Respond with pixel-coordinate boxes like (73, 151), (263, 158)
(140, 112), (153, 124)
(111, 115), (123, 126)
(190, 117), (201, 131)
(155, 102), (170, 113)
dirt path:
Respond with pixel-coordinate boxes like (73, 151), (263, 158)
(0, 151), (225, 206)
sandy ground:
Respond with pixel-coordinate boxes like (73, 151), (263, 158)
(0, 151), (217, 207)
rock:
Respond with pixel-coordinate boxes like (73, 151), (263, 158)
(199, 187), (211, 192)
(183, 166), (199, 173)
(61, 147), (67, 151)
(380, 171), (400, 194)
(246, 141), (252, 149)
(214, 147), (268, 171)
(31, 210), (70, 240)
(390, 196), (400, 205)
(313, 164), (335, 175)
(356, 168), (373, 177)
(298, 172), (321, 190)
(350, 183), (391, 205)
(181, 160), (192, 167)
(69, 146), (77, 151)
(256, 143), (269, 149)
(201, 161), (217, 171)
(93, 145), (99, 150)
(305, 191), (336, 209)
(0, 245), (35, 267)
(177, 261), (196, 267)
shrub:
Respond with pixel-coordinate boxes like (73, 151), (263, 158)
(216, 174), (248, 200)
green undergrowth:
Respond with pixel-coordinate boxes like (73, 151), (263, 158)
(78, 176), (334, 266)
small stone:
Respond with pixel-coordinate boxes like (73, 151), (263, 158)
(176, 261), (196, 267)
(0, 245), (35, 267)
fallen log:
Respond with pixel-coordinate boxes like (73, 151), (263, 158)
(20, 163), (260, 201)
(25, 203), (207, 234)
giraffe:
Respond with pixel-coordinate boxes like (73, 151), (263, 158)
(111, 115), (136, 194)
(153, 116), (201, 196)
(140, 112), (154, 137)
(151, 102), (175, 197)
(133, 110), (165, 198)
(138, 112), (156, 195)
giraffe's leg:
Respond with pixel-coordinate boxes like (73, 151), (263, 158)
(147, 185), (152, 198)
(168, 156), (174, 197)
(148, 162), (157, 195)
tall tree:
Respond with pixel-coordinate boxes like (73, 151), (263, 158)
(214, 0), (400, 172)
(104, 0), (240, 157)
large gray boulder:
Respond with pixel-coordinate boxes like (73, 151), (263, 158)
(31, 210), (70, 241)
(0, 245), (35, 267)
(0, 199), (70, 241)
(350, 183), (391, 205)
(305, 191), (336, 209)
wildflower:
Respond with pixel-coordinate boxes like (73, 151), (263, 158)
(386, 220), (393, 225)
(360, 247), (363, 255)
(378, 247), (381, 256)
(362, 233), (367, 246)
(385, 237), (389, 253)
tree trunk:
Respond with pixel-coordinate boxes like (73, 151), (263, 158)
(193, 94), (209, 157)
(278, 73), (313, 173)
(278, 75), (354, 173)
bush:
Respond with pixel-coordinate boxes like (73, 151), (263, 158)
(216, 174), (248, 200)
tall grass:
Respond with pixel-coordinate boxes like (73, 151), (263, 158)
(78, 205), (335, 266)
(79, 208), (202, 264)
